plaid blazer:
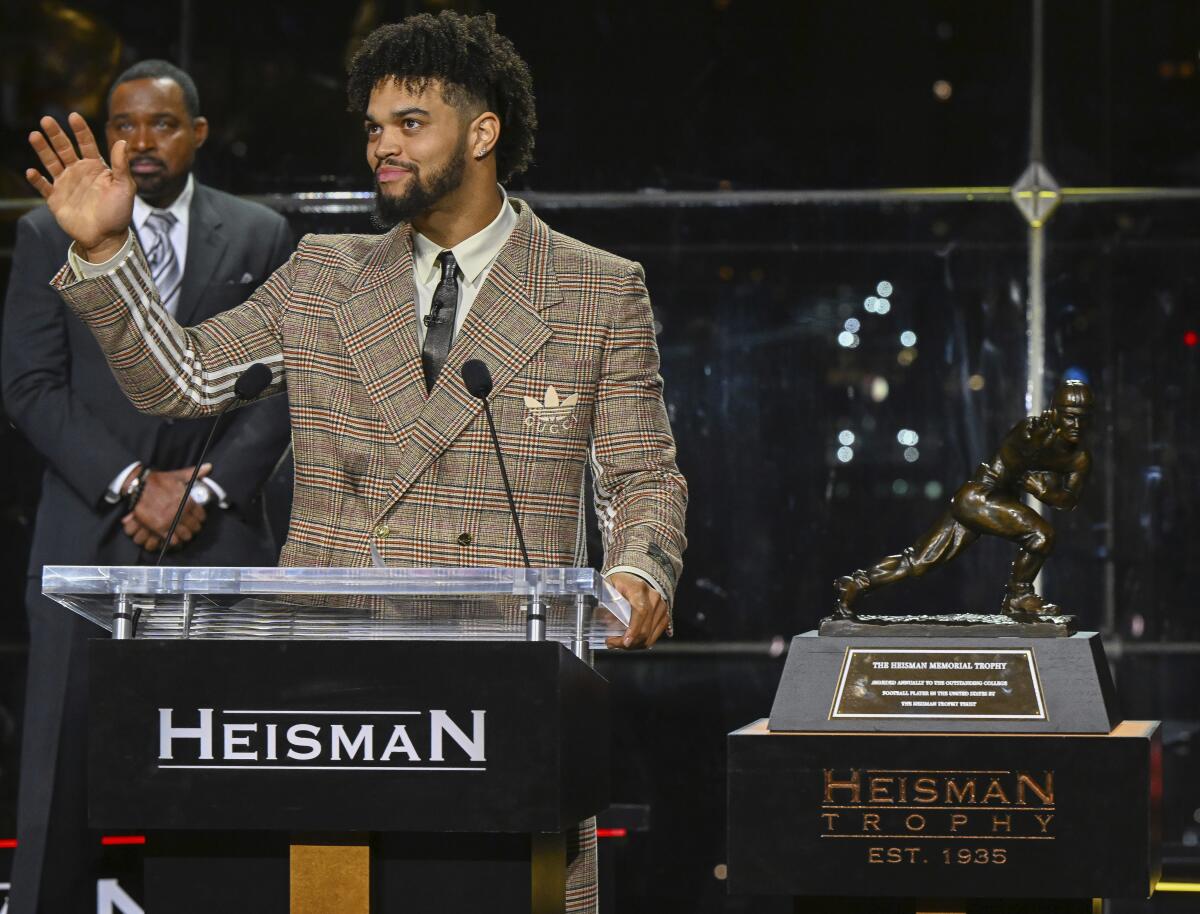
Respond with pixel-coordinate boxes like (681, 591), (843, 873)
(52, 199), (687, 600)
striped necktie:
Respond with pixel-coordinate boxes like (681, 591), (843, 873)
(144, 210), (182, 313)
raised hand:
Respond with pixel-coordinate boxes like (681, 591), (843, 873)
(26, 112), (134, 262)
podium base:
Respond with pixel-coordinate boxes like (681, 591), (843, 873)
(145, 832), (288, 913)
(143, 830), (567, 914)
(375, 832), (566, 913)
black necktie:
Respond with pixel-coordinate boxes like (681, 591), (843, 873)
(421, 250), (459, 392)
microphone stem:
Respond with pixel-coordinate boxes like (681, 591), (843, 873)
(155, 403), (231, 565)
(481, 399), (531, 568)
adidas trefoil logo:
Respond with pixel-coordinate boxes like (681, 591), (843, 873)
(523, 385), (579, 433)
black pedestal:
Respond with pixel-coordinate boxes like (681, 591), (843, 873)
(89, 639), (608, 913)
(142, 830), (565, 914)
(729, 627), (1160, 907)
(144, 833), (288, 914)
(728, 719), (1159, 900)
(374, 832), (565, 913)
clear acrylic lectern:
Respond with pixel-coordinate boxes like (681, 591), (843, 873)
(42, 565), (632, 659)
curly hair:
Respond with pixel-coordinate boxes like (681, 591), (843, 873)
(347, 12), (537, 183)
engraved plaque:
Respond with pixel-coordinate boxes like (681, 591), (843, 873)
(830, 648), (1045, 720)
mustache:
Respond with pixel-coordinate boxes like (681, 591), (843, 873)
(129, 155), (166, 167)
(376, 158), (417, 174)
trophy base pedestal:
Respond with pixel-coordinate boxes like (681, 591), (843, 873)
(769, 631), (1117, 734)
(727, 720), (1159, 902)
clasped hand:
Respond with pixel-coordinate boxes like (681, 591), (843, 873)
(122, 466), (210, 554)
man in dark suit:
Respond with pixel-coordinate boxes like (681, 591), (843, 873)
(1, 59), (292, 913)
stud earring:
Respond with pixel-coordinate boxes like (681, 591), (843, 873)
(475, 148), (488, 159)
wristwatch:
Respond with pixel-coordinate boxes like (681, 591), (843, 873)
(123, 466), (151, 512)
(189, 482), (213, 506)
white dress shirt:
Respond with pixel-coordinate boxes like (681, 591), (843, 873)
(411, 186), (517, 345)
(131, 173), (193, 313)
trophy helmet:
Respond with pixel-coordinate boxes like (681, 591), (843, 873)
(1052, 379), (1094, 411)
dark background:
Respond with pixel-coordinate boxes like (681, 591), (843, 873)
(2, 1), (1200, 911)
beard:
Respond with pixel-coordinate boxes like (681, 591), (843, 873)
(371, 136), (468, 230)
(129, 156), (185, 206)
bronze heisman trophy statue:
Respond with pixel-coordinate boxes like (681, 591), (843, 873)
(833, 380), (1094, 620)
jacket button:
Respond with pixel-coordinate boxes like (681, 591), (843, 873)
(457, 532), (473, 546)
(375, 524), (390, 539)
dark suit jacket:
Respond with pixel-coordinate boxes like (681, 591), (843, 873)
(2, 182), (295, 575)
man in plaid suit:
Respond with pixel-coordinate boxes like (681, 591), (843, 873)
(25, 12), (686, 912)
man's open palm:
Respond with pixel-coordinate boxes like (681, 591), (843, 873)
(26, 112), (134, 259)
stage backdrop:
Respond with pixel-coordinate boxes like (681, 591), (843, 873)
(2, 2), (1200, 912)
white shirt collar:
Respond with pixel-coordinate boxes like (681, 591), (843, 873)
(133, 173), (194, 230)
(412, 186), (518, 286)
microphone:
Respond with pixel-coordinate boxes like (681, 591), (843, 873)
(461, 358), (493, 399)
(234, 362), (274, 400)
(155, 363), (273, 565)
(461, 359), (540, 642)
(461, 359), (531, 569)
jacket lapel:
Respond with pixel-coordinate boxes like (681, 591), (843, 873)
(176, 185), (229, 325)
(375, 200), (558, 519)
(332, 222), (426, 451)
